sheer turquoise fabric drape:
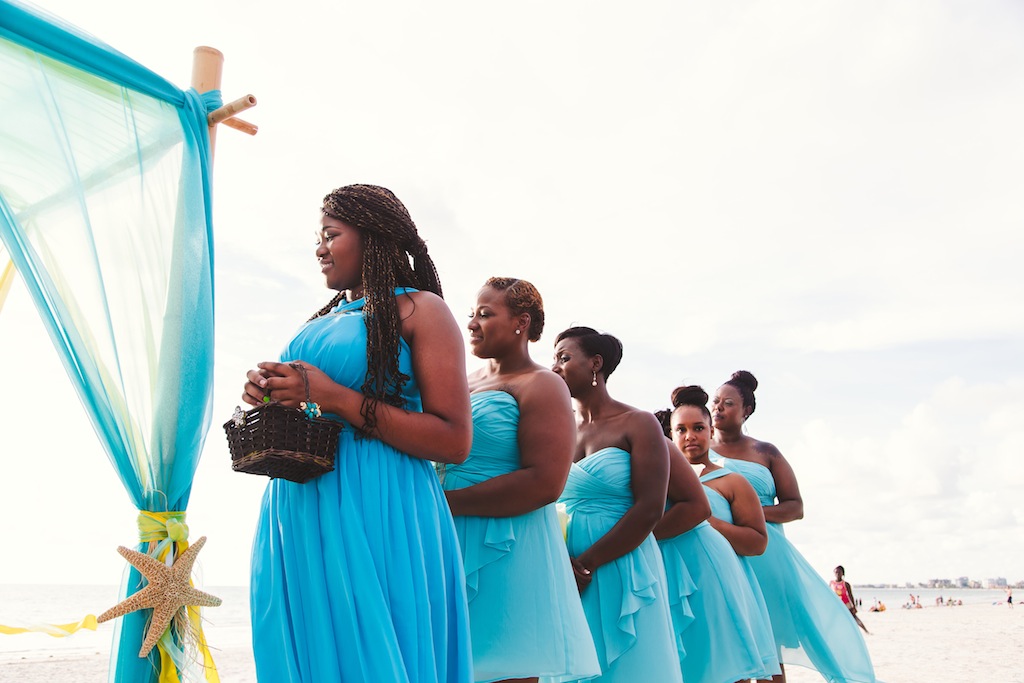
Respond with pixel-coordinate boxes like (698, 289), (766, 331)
(0, 1), (219, 680)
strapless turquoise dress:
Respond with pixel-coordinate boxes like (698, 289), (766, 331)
(657, 477), (779, 682)
(440, 391), (599, 682)
(249, 289), (471, 682)
(550, 447), (682, 683)
(717, 456), (877, 682)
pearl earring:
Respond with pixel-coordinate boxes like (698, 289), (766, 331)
(591, 371), (598, 387)
(515, 329), (521, 335)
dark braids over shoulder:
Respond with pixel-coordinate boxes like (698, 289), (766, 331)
(309, 184), (443, 434)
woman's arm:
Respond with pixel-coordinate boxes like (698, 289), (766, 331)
(245, 291), (472, 463)
(706, 474), (768, 555)
(846, 582), (858, 613)
(761, 442), (804, 523)
(653, 440), (711, 539)
(574, 412), (668, 575)
(445, 371), (576, 517)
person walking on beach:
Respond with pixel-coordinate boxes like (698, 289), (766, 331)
(242, 184), (473, 682)
(551, 326), (683, 683)
(1007, 587), (1014, 609)
(440, 278), (599, 682)
(830, 566), (870, 634)
(711, 370), (877, 683)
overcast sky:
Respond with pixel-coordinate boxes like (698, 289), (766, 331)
(1, 0), (1022, 588)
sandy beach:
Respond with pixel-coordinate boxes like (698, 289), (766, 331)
(1, 600), (1021, 682)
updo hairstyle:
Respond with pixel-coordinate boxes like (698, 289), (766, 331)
(670, 385), (711, 421)
(723, 370), (758, 416)
(554, 326), (623, 379)
(484, 277), (545, 341)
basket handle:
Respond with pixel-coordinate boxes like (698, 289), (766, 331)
(289, 362), (312, 403)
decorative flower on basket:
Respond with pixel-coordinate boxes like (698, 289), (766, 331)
(223, 362), (343, 483)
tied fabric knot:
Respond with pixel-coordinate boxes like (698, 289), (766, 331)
(138, 510), (189, 544)
(196, 88), (224, 115)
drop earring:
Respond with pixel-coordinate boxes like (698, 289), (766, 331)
(591, 371), (598, 387)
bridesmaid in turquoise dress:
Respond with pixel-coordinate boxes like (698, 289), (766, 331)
(242, 185), (473, 682)
(549, 327), (682, 683)
(712, 371), (877, 683)
(655, 386), (780, 683)
(440, 278), (599, 683)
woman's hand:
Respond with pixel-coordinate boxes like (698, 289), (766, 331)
(243, 362), (331, 408)
(253, 361), (334, 409)
(571, 557), (593, 593)
(242, 366), (272, 406)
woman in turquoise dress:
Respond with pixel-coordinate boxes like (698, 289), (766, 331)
(242, 185), (473, 682)
(655, 386), (780, 683)
(712, 371), (877, 683)
(440, 278), (599, 683)
(549, 327), (682, 683)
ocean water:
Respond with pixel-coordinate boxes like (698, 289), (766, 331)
(847, 586), (1011, 609)
(0, 585), (250, 663)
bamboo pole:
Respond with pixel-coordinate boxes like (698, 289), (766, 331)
(208, 94), (257, 126)
(222, 117), (258, 135)
(190, 46), (224, 159)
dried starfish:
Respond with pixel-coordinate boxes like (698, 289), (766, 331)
(97, 536), (222, 657)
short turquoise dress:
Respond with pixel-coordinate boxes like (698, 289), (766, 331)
(700, 469), (781, 679)
(552, 447), (682, 683)
(249, 289), (472, 682)
(658, 487), (779, 682)
(717, 456), (877, 682)
(439, 391), (600, 682)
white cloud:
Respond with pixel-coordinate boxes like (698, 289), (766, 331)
(787, 376), (1024, 583)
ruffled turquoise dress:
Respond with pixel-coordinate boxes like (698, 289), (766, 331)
(439, 391), (600, 682)
(552, 447), (682, 683)
(249, 289), (472, 683)
(700, 469), (781, 678)
(717, 456), (877, 682)
(658, 487), (779, 682)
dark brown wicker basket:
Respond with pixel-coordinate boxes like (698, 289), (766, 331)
(223, 364), (343, 483)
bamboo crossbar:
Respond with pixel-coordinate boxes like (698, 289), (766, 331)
(222, 117), (258, 135)
(208, 95), (257, 126)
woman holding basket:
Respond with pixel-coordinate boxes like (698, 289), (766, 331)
(241, 184), (473, 682)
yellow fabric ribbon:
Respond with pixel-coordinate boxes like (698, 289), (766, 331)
(0, 614), (97, 637)
(137, 510), (220, 683)
(0, 510), (219, 682)
(0, 259), (15, 314)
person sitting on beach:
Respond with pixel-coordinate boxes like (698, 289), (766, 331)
(829, 566), (869, 634)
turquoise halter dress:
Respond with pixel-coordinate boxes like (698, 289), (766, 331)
(439, 390), (599, 682)
(657, 477), (779, 682)
(717, 456), (878, 682)
(249, 289), (472, 682)
(551, 447), (683, 683)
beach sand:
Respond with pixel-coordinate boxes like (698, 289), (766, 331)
(1, 603), (1021, 682)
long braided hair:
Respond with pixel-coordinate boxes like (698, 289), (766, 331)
(309, 184), (443, 433)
